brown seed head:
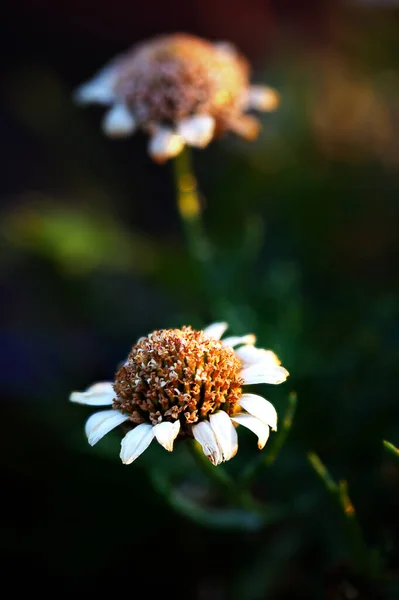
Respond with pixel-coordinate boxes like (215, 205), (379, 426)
(113, 33), (250, 133)
(113, 326), (243, 436)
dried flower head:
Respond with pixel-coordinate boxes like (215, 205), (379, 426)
(74, 33), (279, 162)
(70, 322), (289, 465)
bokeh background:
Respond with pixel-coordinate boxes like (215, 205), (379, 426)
(2, 0), (399, 596)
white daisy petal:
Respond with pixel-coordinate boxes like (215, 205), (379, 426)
(102, 104), (136, 137)
(235, 345), (281, 367)
(148, 127), (185, 163)
(245, 85), (280, 112)
(238, 393), (278, 431)
(241, 363), (289, 385)
(192, 420), (223, 466)
(222, 334), (256, 348)
(177, 115), (215, 148)
(85, 410), (130, 446)
(70, 382), (115, 406)
(153, 420), (181, 452)
(73, 65), (117, 106)
(120, 424), (155, 465)
(203, 322), (228, 340)
(209, 411), (238, 462)
(231, 413), (270, 449)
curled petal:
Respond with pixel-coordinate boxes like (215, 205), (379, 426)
(231, 413), (270, 449)
(203, 322), (228, 340)
(177, 115), (215, 148)
(102, 104), (136, 137)
(73, 64), (117, 106)
(153, 420), (181, 452)
(238, 393), (278, 431)
(222, 334), (256, 348)
(192, 421), (223, 466)
(148, 127), (185, 163)
(70, 382), (115, 406)
(85, 410), (129, 446)
(245, 85), (280, 112)
(241, 363), (289, 385)
(120, 424), (155, 465)
(209, 411), (238, 462)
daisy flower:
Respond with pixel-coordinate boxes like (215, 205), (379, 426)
(70, 322), (289, 466)
(74, 33), (280, 162)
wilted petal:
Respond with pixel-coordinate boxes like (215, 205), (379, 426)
(241, 363), (289, 385)
(102, 104), (136, 137)
(192, 421), (223, 466)
(238, 393), (277, 431)
(73, 65), (117, 105)
(245, 85), (280, 112)
(235, 345), (281, 368)
(228, 114), (260, 141)
(177, 115), (215, 148)
(148, 127), (185, 163)
(153, 420), (181, 452)
(120, 424), (155, 465)
(209, 411), (238, 461)
(85, 410), (129, 446)
(231, 413), (270, 449)
(70, 382), (115, 406)
(222, 334), (256, 348)
(203, 322), (228, 340)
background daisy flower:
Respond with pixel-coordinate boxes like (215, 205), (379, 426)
(74, 33), (280, 162)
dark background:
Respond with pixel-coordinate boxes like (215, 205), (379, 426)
(1, 0), (399, 597)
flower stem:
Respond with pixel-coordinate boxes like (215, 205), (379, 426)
(383, 440), (399, 464)
(189, 440), (263, 512)
(172, 146), (211, 268)
(307, 452), (380, 576)
(240, 392), (297, 489)
(189, 439), (234, 491)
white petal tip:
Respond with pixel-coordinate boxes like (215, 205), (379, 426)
(85, 409), (129, 446)
(223, 333), (256, 348)
(148, 128), (185, 163)
(69, 382), (115, 406)
(177, 115), (215, 148)
(154, 420), (181, 452)
(247, 85), (280, 112)
(238, 393), (278, 431)
(241, 364), (290, 386)
(192, 421), (223, 466)
(203, 322), (229, 340)
(119, 424), (154, 465)
(102, 104), (136, 137)
(232, 414), (270, 450)
(209, 411), (238, 462)
(73, 82), (115, 106)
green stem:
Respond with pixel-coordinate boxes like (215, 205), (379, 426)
(189, 439), (234, 491)
(189, 441), (262, 512)
(307, 452), (379, 576)
(149, 467), (270, 532)
(240, 392), (297, 489)
(172, 146), (211, 267)
(383, 440), (399, 464)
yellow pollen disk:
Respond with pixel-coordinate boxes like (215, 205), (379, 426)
(113, 327), (243, 435)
